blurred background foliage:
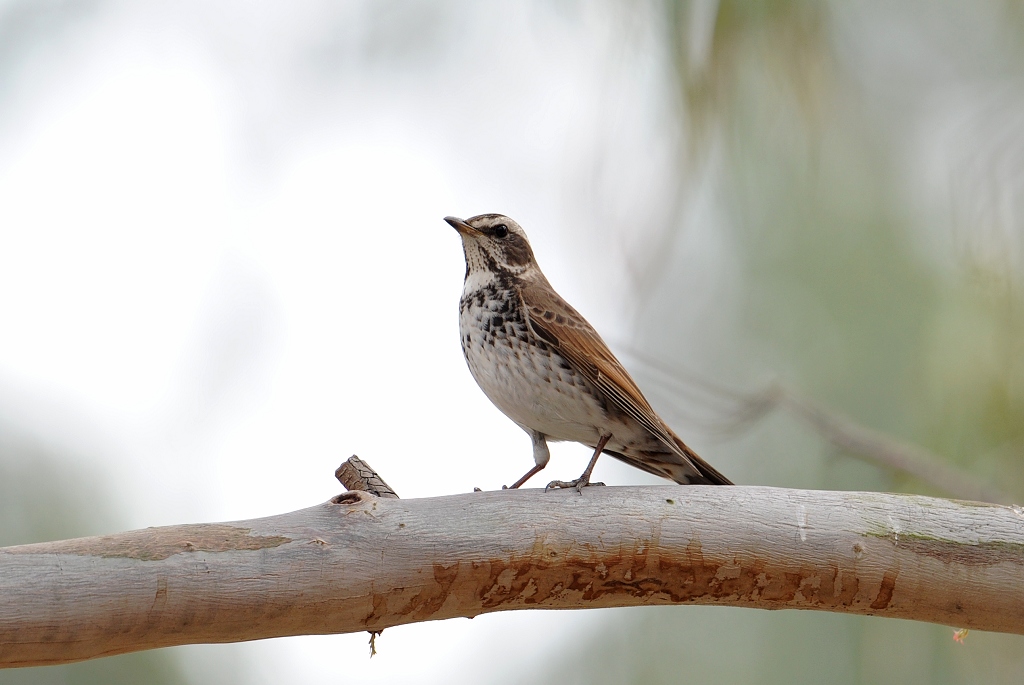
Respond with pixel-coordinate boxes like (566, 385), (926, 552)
(700, 0), (1021, 495)
(538, 2), (1024, 683)
(1, 0), (1022, 683)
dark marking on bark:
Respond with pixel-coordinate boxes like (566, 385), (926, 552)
(449, 536), (872, 615)
(151, 577), (168, 615)
(364, 593), (389, 628)
(866, 531), (1024, 566)
(396, 563), (462, 620)
(870, 571), (898, 610)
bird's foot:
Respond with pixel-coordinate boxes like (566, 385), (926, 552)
(544, 478), (605, 494)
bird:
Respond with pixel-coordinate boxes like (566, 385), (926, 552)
(445, 213), (732, 491)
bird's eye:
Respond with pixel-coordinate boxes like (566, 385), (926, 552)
(493, 224), (509, 238)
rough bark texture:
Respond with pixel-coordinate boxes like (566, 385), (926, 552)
(2, 485), (1023, 667)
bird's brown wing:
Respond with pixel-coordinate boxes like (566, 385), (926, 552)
(518, 275), (732, 485)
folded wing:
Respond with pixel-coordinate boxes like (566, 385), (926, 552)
(518, 274), (732, 486)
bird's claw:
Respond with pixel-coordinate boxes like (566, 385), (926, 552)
(544, 478), (605, 493)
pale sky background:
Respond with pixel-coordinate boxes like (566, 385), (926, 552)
(0, 2), (705, 682)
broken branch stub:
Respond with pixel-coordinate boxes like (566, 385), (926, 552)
(335, 455), (399, 498)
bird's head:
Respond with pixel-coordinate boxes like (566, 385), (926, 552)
(444, 214), (538, 278)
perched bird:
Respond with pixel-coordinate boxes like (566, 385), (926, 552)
(445, 214), (732, 490)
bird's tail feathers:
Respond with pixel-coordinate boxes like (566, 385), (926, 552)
(669, 435), (733, 485)
(604, 444), (733, 486)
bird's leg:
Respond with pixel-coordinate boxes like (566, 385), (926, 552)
(577, 433), (611, 487)
(546, 433), (612, 494)
(503, 430), (550, 489)
(506, 464), (546, 489)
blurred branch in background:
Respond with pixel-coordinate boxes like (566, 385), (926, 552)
(776, 390), (1016, 505)
(625, 350), (1016, 504)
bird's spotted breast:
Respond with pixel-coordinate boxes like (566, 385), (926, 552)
(459, 282), (531, 352)
(458, 279), (610, 444)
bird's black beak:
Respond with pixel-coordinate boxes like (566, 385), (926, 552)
(445, 216), (480, 236)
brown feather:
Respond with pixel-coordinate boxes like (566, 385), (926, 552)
(517, 273), (732, 486)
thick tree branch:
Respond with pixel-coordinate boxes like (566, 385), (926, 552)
(2, 482), (1023, 668)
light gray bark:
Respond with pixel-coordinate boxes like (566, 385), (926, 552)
(2, 485), (1023, 667)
